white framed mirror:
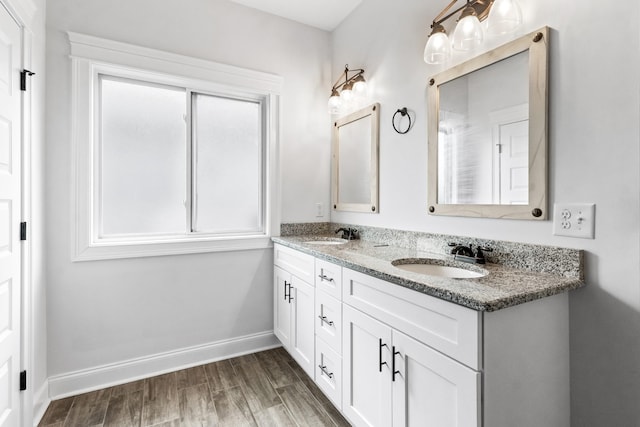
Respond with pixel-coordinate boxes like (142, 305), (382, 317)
(427, 27), (549, 220)
(332, 103), (380, 213)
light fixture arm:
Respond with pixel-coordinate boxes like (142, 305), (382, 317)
(331, 64), (365, 92)
(431, 0), (493, 28)
(432, 0), (465, 26)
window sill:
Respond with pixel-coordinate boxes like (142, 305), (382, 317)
(72, 235), (274, 262)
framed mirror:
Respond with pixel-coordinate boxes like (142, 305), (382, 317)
(427, 27), (549, 220)
(332, 103), (380, 213)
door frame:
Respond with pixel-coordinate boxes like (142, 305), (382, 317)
(0, 0), (36, 425)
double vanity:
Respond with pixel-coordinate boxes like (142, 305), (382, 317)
(272, 226), (583, 427)
(295, 25), (563, 427)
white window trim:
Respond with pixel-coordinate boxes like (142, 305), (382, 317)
(69, 32), (282, 261)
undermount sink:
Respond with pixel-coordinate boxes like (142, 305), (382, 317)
(392, 258), (487, 279)
(303, 238), (348, 246)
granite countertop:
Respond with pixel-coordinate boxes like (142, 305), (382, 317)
(272, 235), (585, 312)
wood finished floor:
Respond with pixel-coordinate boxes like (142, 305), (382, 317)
(39, 347), (351, 427)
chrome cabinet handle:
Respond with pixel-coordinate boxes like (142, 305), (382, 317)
(318, 315), (334, 327)
(318, 365), (334, 379)
(318, 274), (335, 283)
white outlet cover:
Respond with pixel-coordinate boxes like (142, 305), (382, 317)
(552, 203), (596, 239)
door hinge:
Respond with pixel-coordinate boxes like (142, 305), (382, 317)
(20, 371), (27, 391)
(20, 222), (27, 241)
(20, 69), (35, 91)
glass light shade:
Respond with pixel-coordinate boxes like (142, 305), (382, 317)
(424, 31), (452, 64)
(328, 95), (342, 114)
(352, 80), (368, 98)
(452, 14), (484, 51)
(487, 0), (523, 35)
(340, 87), (354, 102)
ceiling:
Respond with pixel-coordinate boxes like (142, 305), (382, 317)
(228, 0), (362, 31)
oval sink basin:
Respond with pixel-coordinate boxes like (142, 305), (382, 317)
(392, 259), (487, 279)
(303, 238), (348, 246)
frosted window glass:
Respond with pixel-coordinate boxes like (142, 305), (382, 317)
(100, 77), (187, 236)
(193, 93), (263, 233)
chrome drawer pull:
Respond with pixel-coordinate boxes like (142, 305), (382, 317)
(318, 315), (334, 326)
(318, 365), (334, 379)
(318, 274), (335, 283)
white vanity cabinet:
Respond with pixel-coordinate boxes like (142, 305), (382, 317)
(273, 243), (570, 427)
(341, 267), (569, 427)
(273, 244), (316, 378)
(342, 268), (480, 427)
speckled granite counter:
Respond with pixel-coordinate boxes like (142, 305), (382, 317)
(272, 234), (584, 312)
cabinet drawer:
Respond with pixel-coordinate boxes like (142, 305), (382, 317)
(315, 290), (342, 354)
(342, 268), (481, 370)
(315, 337), (342, 410)
(274, 244), (315, 284)
(315, 258), (342, 299)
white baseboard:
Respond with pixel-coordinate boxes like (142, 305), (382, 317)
(48, 331), (279, 399)
(33, 380), (50, 427)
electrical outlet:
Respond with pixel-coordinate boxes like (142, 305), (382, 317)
(552, 203), (595, 239)
(315, 203), (323, 218)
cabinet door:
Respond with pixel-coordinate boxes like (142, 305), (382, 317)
(290, 277), (315, 378)
(392, 330), (480, 427)
(274, 266), (292, 347)
(343, 305), (392, 427)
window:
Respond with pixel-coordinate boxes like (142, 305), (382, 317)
(70, 32), (281, 260)
(100, 77), (188, 237)
(98, 77), (265, 238)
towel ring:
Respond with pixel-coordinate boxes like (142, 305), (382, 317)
(392, 107), (412, 134)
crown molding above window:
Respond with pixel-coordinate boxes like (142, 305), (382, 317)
(68, 32), (283, 94)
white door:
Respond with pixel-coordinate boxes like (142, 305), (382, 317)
(497, 119), (529, 204)
(491, 104), (529, 205)
(290, 277), (315, 378)
(0, 5), (22, 427)
(392, 331), (480, 427)
(342, 305), (392, 427)
(273, 266), (291, 347)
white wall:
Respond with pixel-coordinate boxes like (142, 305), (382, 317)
(45, 0), (331, 387)
(331, 0), (640, 425)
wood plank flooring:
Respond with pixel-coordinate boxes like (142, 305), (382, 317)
(39, 348), (351, 427)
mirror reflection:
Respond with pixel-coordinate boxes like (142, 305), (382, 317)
(338, 115), (372, 204)
(332, 103), (380, 213)
(438, 51), (529, 205)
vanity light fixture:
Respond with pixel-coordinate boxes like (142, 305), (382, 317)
(423, 0), (523, 64)
(328, 64), (367, 115)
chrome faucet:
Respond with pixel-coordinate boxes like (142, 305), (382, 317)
(335, 227), (359, 240)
